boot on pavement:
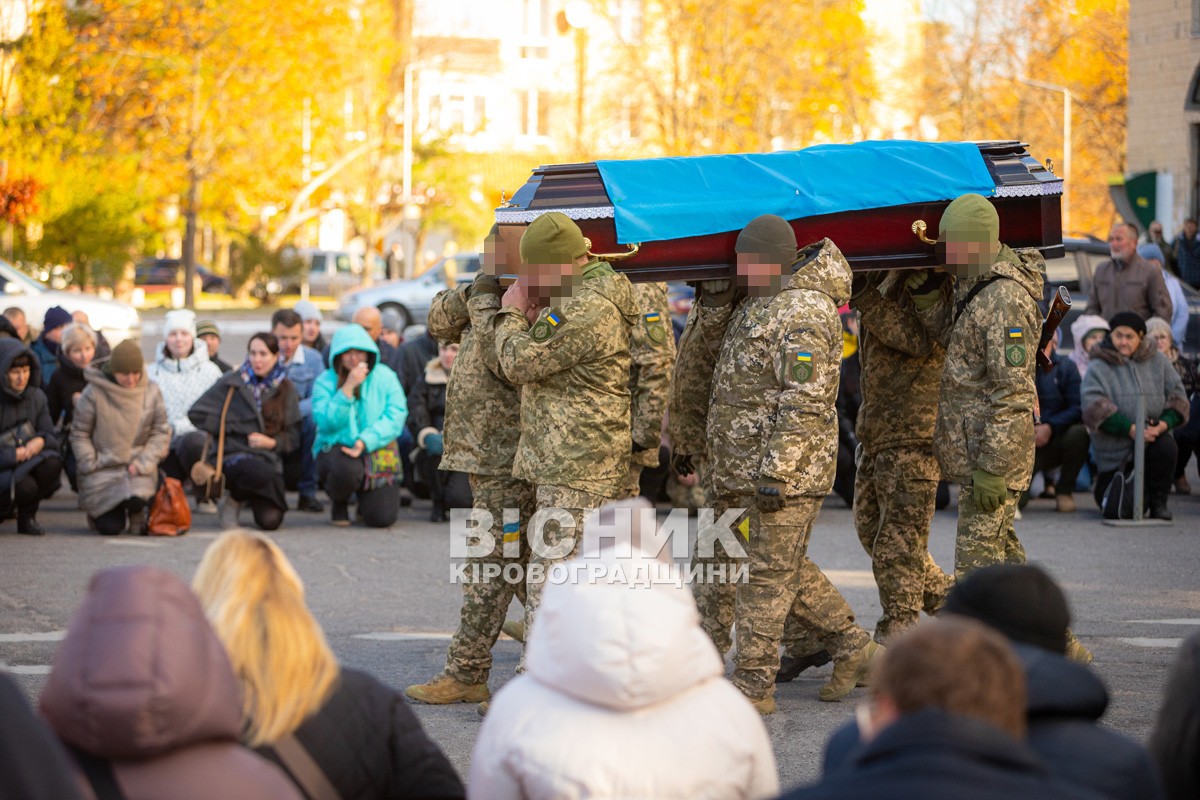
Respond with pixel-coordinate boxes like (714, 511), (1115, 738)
(819, 641), (883, 702)
(1175, 476), (1192, 495)
(404, 673), (490, 705)
(1055, 493), (1077, 513)
(1148, 491), (1173, 521)
(744, 692), (776, 715)
(1066, 637), (1094, 665)
(775, 649), (833, 683)
(477, 700), (489, 717)
(501, 619), (526, 643)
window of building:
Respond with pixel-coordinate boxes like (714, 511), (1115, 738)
(521, 0), (551, 58)
(1186, 60), (1200, 111)
(518, 89), (551, 137)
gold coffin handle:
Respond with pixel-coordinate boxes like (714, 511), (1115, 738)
(584, 238), (642, 261)
(912, 219), (938, 246)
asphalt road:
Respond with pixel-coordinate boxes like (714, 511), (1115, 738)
(3, 483), (1199, 792)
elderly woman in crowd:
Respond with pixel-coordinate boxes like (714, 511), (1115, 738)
(192, 530), (465, 799)
(1147, 317), (1200, 495)
(189, 333), (300, 532)
(147, 309), (223, 487)
(408, 341), (471, 522)
(1082, 311), (1189, 520)
(70, 340), (171, 536)
(46, 323), (99, 491)
(1069, 314), (1110, 379)
(0, 338), (62, 535)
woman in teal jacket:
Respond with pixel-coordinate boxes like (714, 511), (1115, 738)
(313, 324), (408, 527)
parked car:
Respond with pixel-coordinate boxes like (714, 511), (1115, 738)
(135, 259), (231, 295)
(335, 253), (481, 327)
(1043, 236), (1200, 353)
(0, 259), (142, 345)
(277, 248), (387, 297)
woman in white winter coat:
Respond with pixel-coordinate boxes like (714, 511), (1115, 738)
(146, 309), (222, 483)
(469, 498), (779, 800)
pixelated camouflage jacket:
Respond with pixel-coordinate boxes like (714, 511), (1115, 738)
(707, 238), (852, 498)
(471, 259), (637, 496)
(668, 291), (737, 459)
(851, 271), (951, 460)
(629, 282), (675, 468)
(427, 281), (522, 476)
(934, 245), (1044, 488)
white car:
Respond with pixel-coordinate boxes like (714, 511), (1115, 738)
(335, 253), (480, 327)
(0, 259), (142, 345)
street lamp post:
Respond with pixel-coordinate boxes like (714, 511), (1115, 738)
(1019, 77), (1073, 235)
(401, 56), (446, 278)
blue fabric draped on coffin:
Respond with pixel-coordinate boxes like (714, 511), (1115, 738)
(594, 140), (997, 245)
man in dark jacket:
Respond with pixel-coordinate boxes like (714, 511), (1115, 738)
(396, 326), (440, 397)
(1023, 331), (1089, 512)
(1086, 222), (1174, 321)
(784, 617), (1103, 800)
(822, 565), (1164, 800)
(1174, 218), (1200, 288)
(30, 305), (71, 386)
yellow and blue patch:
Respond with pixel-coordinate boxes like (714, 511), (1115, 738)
(547, 311), (562, 328)
(1008, 327), (1023, 339)
(796, 352), (812, 362)
(791, 351), (814, 383)
(644, 312), (661, 323)
(502, 521), (520, 544)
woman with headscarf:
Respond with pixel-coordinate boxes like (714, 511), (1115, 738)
(1068, 314), (1110, 380)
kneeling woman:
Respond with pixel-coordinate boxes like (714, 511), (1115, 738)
(189, 333), (300, 531)
(0, 340), (62, 535)
(71, 341), (172, 535)
(312, 324), (407, 527)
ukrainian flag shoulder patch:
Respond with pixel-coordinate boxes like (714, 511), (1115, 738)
(1008, 327), (1023, 339)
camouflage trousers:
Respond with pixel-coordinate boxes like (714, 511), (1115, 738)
(853, 446), (953, 643)
(444, 473), (535, 685)
(955, 482), (1027, 579)
(693, 494), (827, 660)
(731, 495), (871, 700)
(521, 483), (613, 664)
(625, 464), (643, 498)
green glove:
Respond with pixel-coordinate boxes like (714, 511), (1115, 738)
(671, 452), (695, 477)
(699, 279), (736, 307)
(971, 469), (1008, 514)
(755, 478), (788, 513)
(905, 270), (948, 312)
(468, 272), (502, 300)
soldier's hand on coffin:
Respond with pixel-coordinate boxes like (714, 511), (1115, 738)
(904, 269), (949, 311)
(699, 279), (735, 307)
(755, 478), (788, 513)
(468, 271), (503, 300)
(850, 270), (884, 302)
(671, 452), (694, 477)
(971, 469), (1007, 513)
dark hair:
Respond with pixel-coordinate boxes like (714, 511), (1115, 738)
(335, 348), (370, 398)
(1118, 221), (1139, 239)
(248, 332), (280, 355)
(8, 353), (32, 369)
(270, 309), (303, 330)
(1186, 218), (1197, 226)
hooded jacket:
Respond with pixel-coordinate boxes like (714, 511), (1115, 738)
(1080, 335), (1189, 472)
(707, 238), (853, 497)
(428, 281), (522, 477)
(0, 672), (85, 800)
(934, 246), (1044, 488)
(821, 644), (1163, 800)
(0, 337), (60, 497)
(70, 367), (171, 517)
(1069, 314), (1109, 379)
(468, 549), (778, 799)
(472, 259), (638, 497)
(146, 341), (222, 436)
(188, 367), (302, 471)
(39, 565), (302, 800)
(311, 324), (407, 456)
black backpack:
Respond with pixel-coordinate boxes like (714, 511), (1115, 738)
(1101, 459), (1137, 520)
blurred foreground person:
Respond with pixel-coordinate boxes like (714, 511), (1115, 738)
(469, 499), (778, 800)
(1151, 631), (1200, 800)
(0, 672), (84, 800)
(781, 617), (1103, 800)
(39, 565), (302, 800)
(193, 530), (465, 799)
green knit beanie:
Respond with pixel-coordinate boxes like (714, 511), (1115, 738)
(939, 193), (999, 243)
(735, 214), (797, 267)
(520, 212), (589, 265)
(108, 340), (144, 375)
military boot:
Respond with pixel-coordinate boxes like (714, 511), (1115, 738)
(1065, 633), (1094, 665)
(819, 641), (883, 702)
(744, 692), (776, 715)
(477, 700), (489, 717)
(775, 649), (832, 683)
(404, 673), (490, 705)
(501, 619), (526, 643)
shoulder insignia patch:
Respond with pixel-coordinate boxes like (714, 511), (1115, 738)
(530, 309), (564, 342)
(643, 311), (666, 343)
(1006, 343), (1026, 366)
(791, 350), (813, 383)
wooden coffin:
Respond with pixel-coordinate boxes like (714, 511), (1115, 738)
(495, 140), (1063, 282)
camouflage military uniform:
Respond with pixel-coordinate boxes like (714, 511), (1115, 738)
(934, 245), (1044, 578)
(850, 271), (954, 642)
(427, 281), (533, 685)
(707, 239), (872, 701)
(626, 282), (675, 496)
(472, 258), (637, 641)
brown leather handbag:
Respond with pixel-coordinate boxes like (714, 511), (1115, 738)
(190, 387), (234, 502)
(148, 475), (192, 536)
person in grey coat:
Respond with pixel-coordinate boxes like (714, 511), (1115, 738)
(71, 340), (172, 535)
(1081, 311), (1189, 519)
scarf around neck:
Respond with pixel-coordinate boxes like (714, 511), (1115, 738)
(238, 358), (287, 412)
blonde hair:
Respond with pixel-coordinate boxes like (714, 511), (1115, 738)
(192, 530), (340, 746)
(60, 323), (97, 356)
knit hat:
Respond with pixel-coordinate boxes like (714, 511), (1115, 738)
(520, 212), (589, 265)
(294, 300), (322, 323)
(43, 306), (71, 333)
(1107, 311), (1147, 338)
(735, 214), (798, 267)
(163, 309), (197, 338)
(108, 340), (144, 375)
(380, 308), (405, 335)
(195, 319), (220, 340)
(939, 193), (999, 243)
(1137, 243), (1165, 264)
(1070, 313), (1109, 346)
(942, 564), (1070, 654)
